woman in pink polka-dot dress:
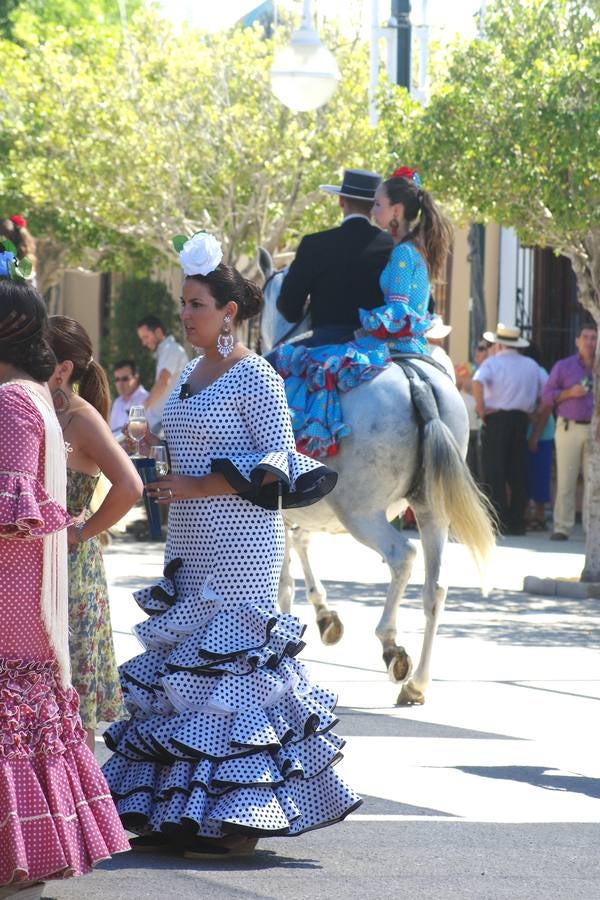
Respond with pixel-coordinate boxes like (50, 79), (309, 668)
(0, 280), (129, 892)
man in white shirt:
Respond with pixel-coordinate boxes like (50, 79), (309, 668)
(136, 315), (189, 433)
(110, 359), (149, 439)
(472, 324), (546, 535)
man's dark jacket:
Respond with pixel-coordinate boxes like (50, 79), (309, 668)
(276, 217), (393, 329)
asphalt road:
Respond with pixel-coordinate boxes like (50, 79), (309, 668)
(46, 526), (600, 899)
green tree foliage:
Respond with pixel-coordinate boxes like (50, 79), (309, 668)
(102, 277), (183, 394)
(409, 0), (600, 578)
(0, 8), (399, 292)
(412, 0), (599, 314)
(3, 0), (144, 41)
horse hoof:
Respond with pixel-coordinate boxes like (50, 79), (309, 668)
(396, 682), (425, 706)
(383, 647), (412, 683)
(317, 611), (344, 645)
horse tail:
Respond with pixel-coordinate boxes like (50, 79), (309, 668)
(421, 417), (496, 575)
(402, 364), (496, 578)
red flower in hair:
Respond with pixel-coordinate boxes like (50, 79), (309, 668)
(391, 166), (417, 180)
(9, 215), (27, 229)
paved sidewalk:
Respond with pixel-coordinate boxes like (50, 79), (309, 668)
(48, 524), (600, 899)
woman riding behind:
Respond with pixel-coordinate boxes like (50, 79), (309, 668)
(364, 166), (452, 353)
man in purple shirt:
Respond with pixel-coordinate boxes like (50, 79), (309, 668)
(541, 324), (596, 540)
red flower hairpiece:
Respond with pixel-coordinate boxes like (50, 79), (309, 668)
(9, 215), (27, 229)
(390, 166), (422, 188)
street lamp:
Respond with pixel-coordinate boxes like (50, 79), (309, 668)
(270, 0), (340, 112)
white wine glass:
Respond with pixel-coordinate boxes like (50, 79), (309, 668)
(149, 445), (169, 478)
(128, 405), (147, 459)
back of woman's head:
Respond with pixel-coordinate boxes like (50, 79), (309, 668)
(188, 263), (263, 322)
(47, 315), (110, 421)
(0, 217), (37, 270)
(382, 175), (453, 283)
(0, 279), (56, 382)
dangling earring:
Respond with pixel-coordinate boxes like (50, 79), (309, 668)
(52, 387), (71, 413)
(216, 314), (234, 358)
(390, 218), (399, 239)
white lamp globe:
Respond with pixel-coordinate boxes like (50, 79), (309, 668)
(270, 21), (341, 112)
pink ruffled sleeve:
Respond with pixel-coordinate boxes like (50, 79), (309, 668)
(0, 384), (71, 539)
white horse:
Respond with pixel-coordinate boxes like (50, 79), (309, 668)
(258, 249), (495, 705)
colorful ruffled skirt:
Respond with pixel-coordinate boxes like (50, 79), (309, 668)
(272, 299), (435, 459)
(102, 560), (361, 839)
(0, 658), (129, 886)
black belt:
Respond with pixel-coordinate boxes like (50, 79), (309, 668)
(560, 417), (590, 425)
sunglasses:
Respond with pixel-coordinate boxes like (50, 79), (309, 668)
(476, 344), (488, 351)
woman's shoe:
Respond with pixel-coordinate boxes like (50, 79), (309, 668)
(183, 836), (258, 860)
(130, 833), (177, 853)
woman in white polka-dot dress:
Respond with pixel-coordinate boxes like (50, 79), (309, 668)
(0, 281), (130, 892)
(102, 233), (362, 857)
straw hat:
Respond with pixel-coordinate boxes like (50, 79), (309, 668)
(483, 323), (529, 348)
(427, 315), (452, 339)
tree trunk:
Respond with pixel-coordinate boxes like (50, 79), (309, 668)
(568, 229), (600, 580)
(35, 236), (69, 298)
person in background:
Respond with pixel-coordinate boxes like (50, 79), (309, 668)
(109, 358), (149, 439)
(474, 338), (491, 369)
(0, 214), (37, 286)
(427, 316), (456, 382)
(47, 316), (142, 751)
(541, 323), (596, 541)
(0, 283), (129, 893)
(472, 323), (546, 535)
(522, 342), (555, 531)
(455, 361), (482, 482)
(136, 315), (188, 433)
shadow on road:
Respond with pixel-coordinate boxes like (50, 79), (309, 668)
(312, 581), (600, 650)
(454, 766), (600, 800)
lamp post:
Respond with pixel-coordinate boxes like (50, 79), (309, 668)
(270, 0), (340, 112)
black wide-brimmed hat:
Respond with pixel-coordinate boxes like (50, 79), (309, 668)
(320, 169), (382, 201)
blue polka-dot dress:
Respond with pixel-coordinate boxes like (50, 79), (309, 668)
(102, 354), (361, 839)
(360, 241), (434, 354)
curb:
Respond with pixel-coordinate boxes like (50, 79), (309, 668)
(523, 575), (600, 599)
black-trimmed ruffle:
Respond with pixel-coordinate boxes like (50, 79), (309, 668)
(211, 449), (337, 509)
(102, 562), (361, 838)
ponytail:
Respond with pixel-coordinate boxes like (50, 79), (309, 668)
(78, 360), (110, 422)
(382, 175), (453, 284)
(409, 191), (453, 284)
(47, 315), (110, 421)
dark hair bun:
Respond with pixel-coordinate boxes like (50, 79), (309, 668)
(239, 278), (263, 322)
(20, 337), (57, 382)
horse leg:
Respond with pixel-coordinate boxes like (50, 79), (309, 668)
(334, 508), (416, 682)
(290, 526), (344, 645)
(396, 505), (448, 706)
(278, 527), (295, 614)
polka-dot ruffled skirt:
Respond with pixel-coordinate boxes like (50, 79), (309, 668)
(102, 560), (362, 839)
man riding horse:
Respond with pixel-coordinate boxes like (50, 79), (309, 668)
(276, 168), (392, 348)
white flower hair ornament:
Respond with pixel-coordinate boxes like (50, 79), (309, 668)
(173, 231), (223, 277)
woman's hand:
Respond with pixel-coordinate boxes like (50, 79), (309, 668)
(145, 474), (205, 504)
(67, 514), (86, 553)
(122, 424), (162, 457)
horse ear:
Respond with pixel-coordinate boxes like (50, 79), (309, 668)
(257, 246), (273, 282)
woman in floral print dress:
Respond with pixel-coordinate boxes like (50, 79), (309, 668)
(46, 316), (142, 751)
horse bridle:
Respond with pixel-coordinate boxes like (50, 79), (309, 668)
(260, 269), (310, 350)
